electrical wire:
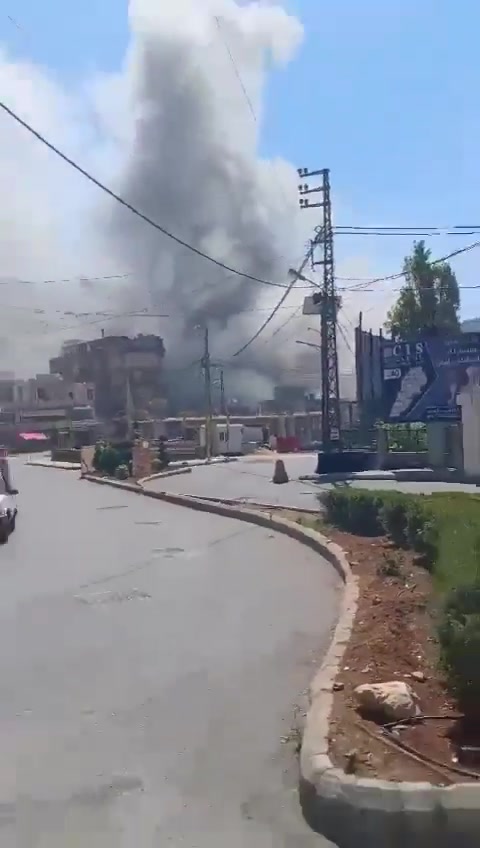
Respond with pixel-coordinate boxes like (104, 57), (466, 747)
(0, 272), (132, 286)
(336, 224), (480, 233)
(214, 16), (257, 123)
(231, 276), (298, 357)
(338, 240), (480, 291)
(3, 104), (479, 295)
(337, 319), (354, 358)
(0, 100), (292, 290)
(334, 230), (479, 237)
(230, 240), (318, 358)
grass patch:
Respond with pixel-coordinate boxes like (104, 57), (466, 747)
(321, 488), (480, 591)
(320, 487), (480, 714)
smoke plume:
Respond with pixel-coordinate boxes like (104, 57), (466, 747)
(0, 1), (369, 404)
(104, 0), (305, 407)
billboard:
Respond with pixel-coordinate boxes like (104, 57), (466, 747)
(382, 334), (480, 422)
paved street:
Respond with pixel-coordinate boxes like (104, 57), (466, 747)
(4, 461), (340, 846)
(146, 454), (480, 509)
(148, 455), (329, 510)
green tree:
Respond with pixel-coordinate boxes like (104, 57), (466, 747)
(385, 241), (460, 339)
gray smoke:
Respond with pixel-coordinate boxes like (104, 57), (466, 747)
(104, 0), (306, 407)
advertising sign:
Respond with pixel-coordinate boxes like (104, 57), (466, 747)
(382, 333), (480, 422)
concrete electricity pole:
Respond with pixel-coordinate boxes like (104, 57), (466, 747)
(201, 326), (213, 460)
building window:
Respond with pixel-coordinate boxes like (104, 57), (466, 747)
(36, 387), (48, 401)
(87, 388), (94, 402)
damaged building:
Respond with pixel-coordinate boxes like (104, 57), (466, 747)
(49, 334), (167, 421)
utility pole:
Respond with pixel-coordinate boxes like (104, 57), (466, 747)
(298, 167), (341, 451)
(219, 369), (226, 416)
(201, 326), (213, 460)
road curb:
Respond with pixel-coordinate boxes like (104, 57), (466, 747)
(83, 474), (479, 845)
(25, 461), (81, 470)
(138, 467), (192, 485)
(173, 493), (322, 515)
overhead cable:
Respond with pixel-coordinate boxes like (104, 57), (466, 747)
(0, 100), (292, 290)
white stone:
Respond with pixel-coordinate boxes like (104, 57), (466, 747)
(354, 681), (418, 721)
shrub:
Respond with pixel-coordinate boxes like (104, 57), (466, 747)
(93, 443), (105, 471)
(379, 497), (409, 546)
(404, 502), (438, 568)
(101, 446), (120, 476)
(115, 464), (129, 480)
(438, 581), (480, 714)
(151, 457), (164, 473)
(321, 489), (383, 535)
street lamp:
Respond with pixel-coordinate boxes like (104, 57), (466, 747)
(287, 268), (319, 287)
(295, 339), (321, 352)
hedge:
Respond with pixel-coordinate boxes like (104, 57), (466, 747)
(320, 487), (480, 713)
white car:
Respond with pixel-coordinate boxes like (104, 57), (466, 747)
(0, 451), (18, 544)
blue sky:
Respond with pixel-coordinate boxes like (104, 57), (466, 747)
(1, 0), (479, 323)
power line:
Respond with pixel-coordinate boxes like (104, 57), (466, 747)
(231, 276), (298, 357)
(0, 272), (132, 286)
(230, 239), (318, 358)
(214, 16), (257, 123)
(338, 240), (480, 291)
(334, 229), (480, 237)
(336, 224), (480, 233)
(337, 319), (354, 358)
(0, 100), (292, 291)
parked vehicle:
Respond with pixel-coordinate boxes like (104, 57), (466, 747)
(0, 449), (18, 544)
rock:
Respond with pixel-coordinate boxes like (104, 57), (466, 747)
(354, 681), (419, 721)
(272, 459), (289, 484)
(412, 671), (426, 682)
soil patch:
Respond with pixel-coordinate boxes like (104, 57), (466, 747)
(271, 508), (479, 786)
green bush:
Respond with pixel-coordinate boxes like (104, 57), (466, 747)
(93, 443), (105, 472)
(115, 463), (129, 480)
(439, 581), (480, 714)
(379, 497), (409, 546)
(92, 442), (122, 476)
(405, 501), (438, 567)
(321, 489), (383, 535)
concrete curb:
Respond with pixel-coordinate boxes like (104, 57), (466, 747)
(83, 473), (480, 845)
(25, 461), (81, 470)
(301, 469), (480, 486)
(168, 456), (239, 468)
(137, 467), (192, 485)
(174, 493), (322, 515)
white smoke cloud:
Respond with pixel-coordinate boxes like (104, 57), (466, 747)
(0, 0), (395, 405)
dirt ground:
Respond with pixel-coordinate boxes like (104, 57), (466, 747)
(277, 509), (479, 786)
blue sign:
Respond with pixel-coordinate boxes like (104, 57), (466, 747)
(382, 334), (480, 422)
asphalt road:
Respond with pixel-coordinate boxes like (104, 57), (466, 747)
(148, 455), (328, 510)
(146, 454), (480, 509)
(4, 461), (340, 847)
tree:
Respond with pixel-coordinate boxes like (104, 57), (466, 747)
(385, 241), (460, 339)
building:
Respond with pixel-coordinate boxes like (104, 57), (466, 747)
(0, 372), (97, 447)
(49, 334), (166, 421)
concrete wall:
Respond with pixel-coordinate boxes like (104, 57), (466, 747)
(459, 383), (480, 476)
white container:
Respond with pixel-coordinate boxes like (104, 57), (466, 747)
(200, 422), (243, 455)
